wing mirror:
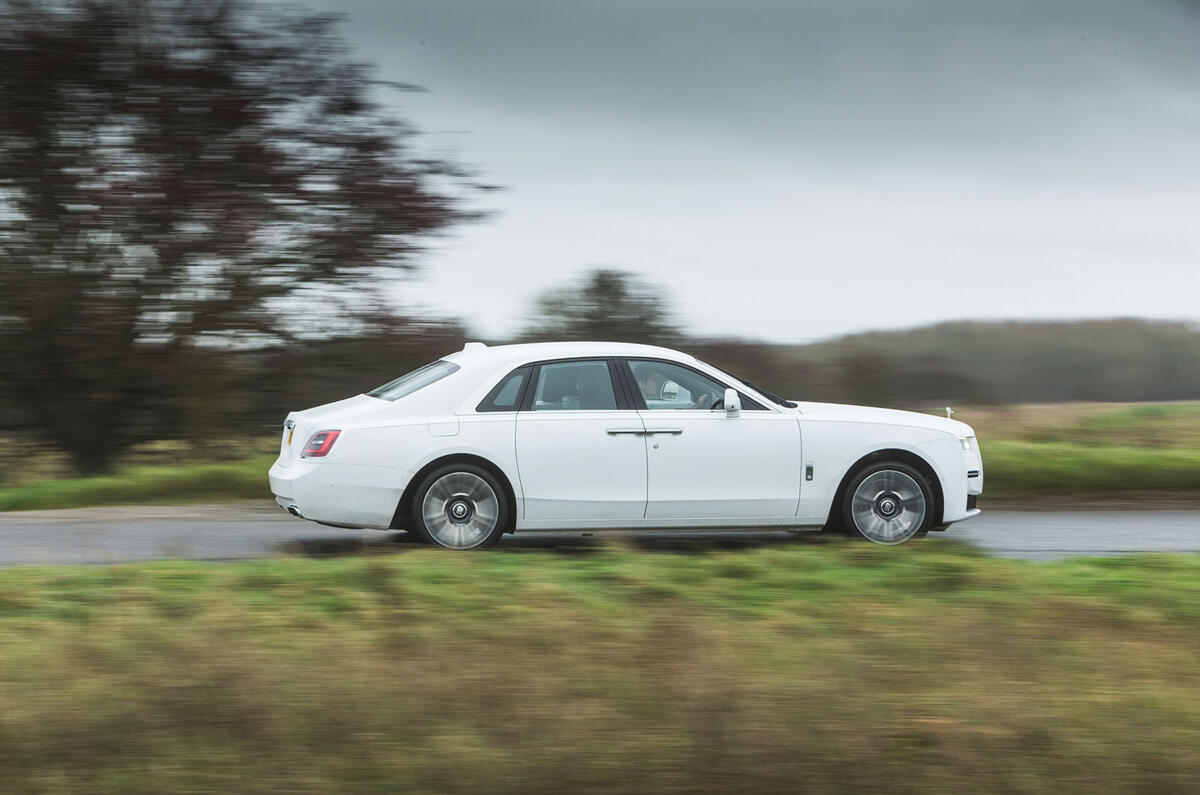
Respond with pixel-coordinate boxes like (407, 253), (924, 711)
(723, 387), (741, 416)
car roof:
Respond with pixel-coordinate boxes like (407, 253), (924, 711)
(442, 341), (695, 371)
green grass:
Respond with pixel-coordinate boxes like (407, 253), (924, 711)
(965, 402), (1200, 498)
(3, 542), (1200, 793)
(982, 439), (1200, 497)
(0, 456), (274, 512)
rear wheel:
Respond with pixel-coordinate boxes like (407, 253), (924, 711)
(841, 461), (933, 545)
(411, 464), (509, 550)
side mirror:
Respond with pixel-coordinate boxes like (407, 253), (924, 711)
(724, 387), (741, 416)
(660, 380), (679, 400)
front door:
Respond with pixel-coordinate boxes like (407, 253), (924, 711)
(624, 358), (802, 520)
(515, 358), (648, 522)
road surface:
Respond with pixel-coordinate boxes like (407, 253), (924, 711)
(0, 504), (1196, 565)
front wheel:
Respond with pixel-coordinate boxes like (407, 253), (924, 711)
(411, 464), (509, 550)
(841, 461), (934, 545)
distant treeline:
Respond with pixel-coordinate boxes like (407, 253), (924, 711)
(182, 317), (1200, 438)
(689, 318), (1200, 409)
(4, 316), (1196, 448)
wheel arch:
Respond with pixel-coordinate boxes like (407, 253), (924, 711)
(389, 453), (518, 533)
(824, 448), (945, 530)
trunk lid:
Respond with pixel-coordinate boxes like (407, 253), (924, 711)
(275, 394), (382, 468)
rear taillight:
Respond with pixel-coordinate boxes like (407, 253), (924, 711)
(301, 430), (341, 458)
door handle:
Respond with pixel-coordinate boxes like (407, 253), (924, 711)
(606, 428), (683, 436)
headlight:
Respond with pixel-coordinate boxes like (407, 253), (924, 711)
(959, 437), (974, 453)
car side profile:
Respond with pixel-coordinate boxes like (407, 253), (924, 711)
(269, 341), (983, 549)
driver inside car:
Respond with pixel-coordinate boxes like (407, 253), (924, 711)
(635, 366), (719, 410)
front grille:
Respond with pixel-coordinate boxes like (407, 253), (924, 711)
(966, 494), (977, 511)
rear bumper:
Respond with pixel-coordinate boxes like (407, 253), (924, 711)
(274, 497), (302, 517)
(268, 459), (410, 530)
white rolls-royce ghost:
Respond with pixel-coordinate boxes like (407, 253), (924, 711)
(269, 341), (983, 549)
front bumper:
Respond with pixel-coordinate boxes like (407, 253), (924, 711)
(954, 438), (983, 523)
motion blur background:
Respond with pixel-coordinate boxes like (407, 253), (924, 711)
(1, 0), (1199, 488)
(4, 3), (1200, 793)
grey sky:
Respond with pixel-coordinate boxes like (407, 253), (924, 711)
(309, 0), (1200, 342)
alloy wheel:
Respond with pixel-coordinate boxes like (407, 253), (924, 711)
(420, 471), (501, 549)
(849, 468), (927, 544)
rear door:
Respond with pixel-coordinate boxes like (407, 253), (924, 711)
(515, 358), (648, 522)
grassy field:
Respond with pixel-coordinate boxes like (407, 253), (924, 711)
(971, 402), (1200, 498)
(2, 541), (1200, 793)
(961, 402), (1200, 447)
(1, 402), (1198, 511)
(982, 440), (1200, 496)
(0, 436), (277, 512)
(0, 456), (273, 512)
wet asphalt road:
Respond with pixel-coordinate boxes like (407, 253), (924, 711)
(0, 503), (1196, 566)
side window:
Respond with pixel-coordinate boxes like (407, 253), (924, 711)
(531, 360), (617, 411)
(628, 360), (727, 410)
(626, 359), (765, 411)
(477, 367), (529, 412)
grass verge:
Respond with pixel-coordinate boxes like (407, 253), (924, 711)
(982, 440), (1200, 497)
(2, 542), (1200, 793)
(0, 456), (274, 512)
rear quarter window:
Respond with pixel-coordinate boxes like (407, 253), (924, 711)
(477, 367), (530, 412)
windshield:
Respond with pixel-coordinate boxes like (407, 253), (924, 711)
(715, 368), (797, 409)
(367, 360), (460, 401)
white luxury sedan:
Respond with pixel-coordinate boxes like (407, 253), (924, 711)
(269, 341), (983, 549)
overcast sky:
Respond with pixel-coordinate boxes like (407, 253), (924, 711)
(308, 0), (1200, 343)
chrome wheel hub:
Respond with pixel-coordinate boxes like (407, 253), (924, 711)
(876, 495), (899, 518)
(850, 469), (926, 545)
(421, 472), (499, 549)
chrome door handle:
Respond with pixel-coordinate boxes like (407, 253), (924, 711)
(643, 428), (683, 435)
(606, 428), (646, 435)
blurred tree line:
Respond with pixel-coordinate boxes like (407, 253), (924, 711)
(10, 261), (1193, 475)
(0, 0), (482, 472)
(3, 1), (1199, 476)
(526, 272), (1200, 410)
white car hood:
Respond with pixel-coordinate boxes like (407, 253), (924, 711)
(791, 401), (974, 437)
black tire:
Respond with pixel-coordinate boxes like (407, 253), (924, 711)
(409, 463), (510, 550)
(840, 460), (934, 545)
